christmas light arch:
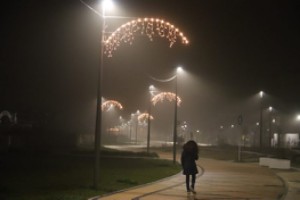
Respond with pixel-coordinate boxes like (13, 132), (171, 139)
(151, 92), (182, 106)
(104, 17), (189, 57)
(101, 100), (123, 111)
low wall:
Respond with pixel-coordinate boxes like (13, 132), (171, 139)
(259, 157), (290, 169)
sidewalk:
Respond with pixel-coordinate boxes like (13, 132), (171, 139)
(89, 156), (300, 200)
(276, 168), (300, 200)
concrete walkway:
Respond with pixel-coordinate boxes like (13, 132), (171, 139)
(276, 169), (300, 200)
(89, 153), (300, 200)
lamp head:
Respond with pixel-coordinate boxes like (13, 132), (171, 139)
(176, 66), (183, 73)
(259, 91), (264, 98)
(102, 0), (114, 11)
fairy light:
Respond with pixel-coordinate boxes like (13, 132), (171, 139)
(104, 17), (189, 57)
(151, 92), (182, 106)
(138, 113), (154, 122)
(101, 100), (123, 111)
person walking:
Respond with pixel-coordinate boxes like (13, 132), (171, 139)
(181, 140), (199, 193)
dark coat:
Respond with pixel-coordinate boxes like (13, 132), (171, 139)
(181, 148), (198, 175)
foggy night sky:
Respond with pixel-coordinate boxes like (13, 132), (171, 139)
(1, 0), (299, 134)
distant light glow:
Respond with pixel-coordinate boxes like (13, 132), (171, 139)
(149, 85), (158, 96)
(101, 100), (123, 111)
(149, 85), (155, 91)
(104, 17), (189, 57)
(151, 92), (182, 106)
(269, 106), (273, 112)
(259, 91), (264, 98)
(297, 115), (300, 121)
(131, 110), (140, 117)
(107, 127), (119, 133)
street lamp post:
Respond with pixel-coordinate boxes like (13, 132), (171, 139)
(135, 117), (138, 144)
(129, 121), (132, 141)
(132, 110), (140, 145)
(173, 67), (182, 164)
(147, 85), (155, 154)
(297, 115), (300, 140)
(255, 122), (259, 147)
(259, 92), (263, 148)
(146, 107), (151, 153)
(173, 74), (178, 164)
(219, 125), (224, 145)
(268, 106), (273, 147)
(93, 0), (113, 190)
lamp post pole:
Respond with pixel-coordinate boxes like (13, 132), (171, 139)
(268, 106), (273, 148)
(135, 115), (138, 144)
(94, 5), (105, 190)
(297, 115), (300, 143)
(147, 102), (151, 153)
(80, 0), (112, 189)
(129, 120), (132, 142)
(259, 91), (263, 149)
(173, 73), (178, 164)
(133, 110), (140, 145)
(147, 85), (154, 154)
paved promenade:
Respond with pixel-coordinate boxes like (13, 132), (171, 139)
(89, 151), (300, 200)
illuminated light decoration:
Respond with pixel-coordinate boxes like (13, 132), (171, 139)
(107, 127), (120, 135)
(101, 100), (123, 111)
(104, 17), (189, 57)
(138, 113), (154, 122)
(151, 92), (182, 106)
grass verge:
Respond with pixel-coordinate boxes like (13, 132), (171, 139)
(0, 151), (180, 200)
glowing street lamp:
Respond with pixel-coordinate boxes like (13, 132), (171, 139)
(268, 106), (273, 147)
(259, 91), (264, 98)
(255, 122), (259, 146)
(93, 0), (114, 190)
(173, 66), (183, 164)
(130, 110), (141, 144)
(268, 106), (273, 112)
(259, 91), (264, 148)
(146, 85), (157, 153)
(150, 67), (184, 164)
(101, 0), (114, 11)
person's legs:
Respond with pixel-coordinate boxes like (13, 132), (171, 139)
(188, 174), (196, 194)
(185, 175), (190, 192)
(191, 174), (196, 189)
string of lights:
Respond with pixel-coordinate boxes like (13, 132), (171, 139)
(104, 17), (189, 57)
(151, 92), (182, 106)
(138, 113), (154, 122)
(101, 100), (123, 111)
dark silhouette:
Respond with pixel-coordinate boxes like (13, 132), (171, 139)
(181, 140), (199, 193)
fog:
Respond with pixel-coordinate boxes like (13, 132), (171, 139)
(1, 0), (299, 149)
